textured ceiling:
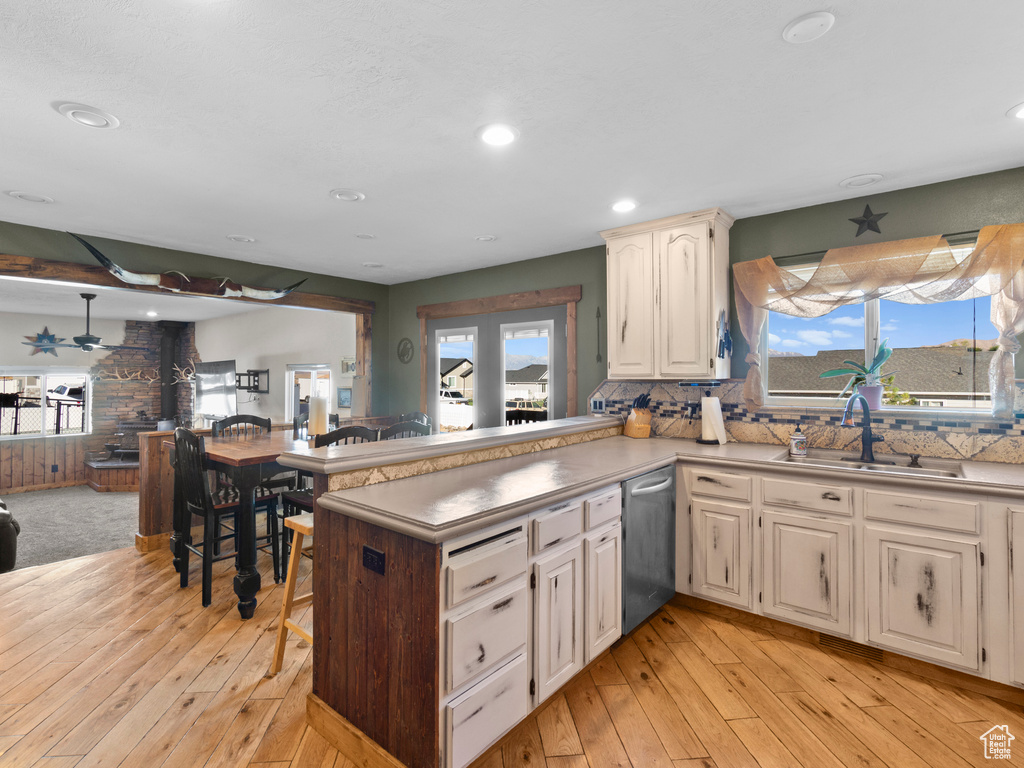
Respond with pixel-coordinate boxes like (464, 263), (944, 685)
(1, 0), (1022, 285)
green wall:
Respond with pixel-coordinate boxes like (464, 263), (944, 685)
(0, 221), (393, 414)
(729, 166), (1024, 378)
(386, 245), (607, 414)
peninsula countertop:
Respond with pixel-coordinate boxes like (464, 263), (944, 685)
(317, 435), (1024, 543)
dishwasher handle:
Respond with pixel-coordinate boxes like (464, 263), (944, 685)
(629, 476), (672, 497)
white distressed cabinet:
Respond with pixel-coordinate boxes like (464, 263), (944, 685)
(601, 208), (733, 380)
(691, 498), (752, 609)
(761, 510), (852, 636)
(584, 521), (622, 663)
(533, 541), (583, 702)
(864, 526), (980, 670)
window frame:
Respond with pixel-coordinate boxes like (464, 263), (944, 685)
(761, 270), (994, 413)
(0, 366), (92, 439)
(500, 319), (555, 419)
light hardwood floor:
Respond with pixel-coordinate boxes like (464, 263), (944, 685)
(2, 546), (1023, 767)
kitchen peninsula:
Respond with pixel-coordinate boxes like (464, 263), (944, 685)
(278, 417), (1024, 768)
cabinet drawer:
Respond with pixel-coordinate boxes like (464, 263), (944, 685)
(864, 490), (979, 533)
(445, 529), (527, 610)
(446, 583), (528, 692)
(446, 653), (529, 768)
(763, 477), (852, 516)
(686, 468), (751, 502)
(585, 485), (621, 530)
(532, 501), (582, 555)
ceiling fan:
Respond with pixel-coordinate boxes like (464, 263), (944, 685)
(22, 293), (152, 353)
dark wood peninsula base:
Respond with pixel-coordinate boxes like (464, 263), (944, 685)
(311, 502), (441, 768)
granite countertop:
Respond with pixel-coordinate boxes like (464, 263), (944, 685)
(318, 435), (1024, 543)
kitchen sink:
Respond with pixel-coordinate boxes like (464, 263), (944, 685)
(774, 449), (963, 478)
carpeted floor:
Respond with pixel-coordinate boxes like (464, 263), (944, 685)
(3, 485), (139, 570)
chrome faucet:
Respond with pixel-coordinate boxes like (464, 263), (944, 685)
(840, 393), (892, 464)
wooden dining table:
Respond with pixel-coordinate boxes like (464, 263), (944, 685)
(170, 430), (310, 619)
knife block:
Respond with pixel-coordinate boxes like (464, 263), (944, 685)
(623, 409), (651, 439)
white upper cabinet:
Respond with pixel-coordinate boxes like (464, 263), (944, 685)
(602, 208), (733, 380)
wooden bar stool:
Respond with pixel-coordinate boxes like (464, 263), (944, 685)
(270, 513), (314, 675)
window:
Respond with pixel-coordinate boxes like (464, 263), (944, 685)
(436, 329), (475, 432)
(764, 261), (996, 410)
(0, 368), (90, 437)
(501, 321), (553, 417)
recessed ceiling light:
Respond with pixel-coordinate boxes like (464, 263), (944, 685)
(329, 188), (366, 202)
(478, 124), (519, 146)
(355, 233), (376, 239)
(1006, 102), (1024, 119)
(6, 190), (53, 203)
(226, 235), (256, 243)
(362, 262), (383, 268)
(475, 235), (496, 242)
(55, 102), (120, 129)
(782, 11), (836, 44)
(839, 173), (884, 189)
(146, 310), (158, 318)
(612, 200), (637, 213)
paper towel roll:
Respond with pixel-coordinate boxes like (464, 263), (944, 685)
(701, 397), (727, 445)
(309, 396), (329, 436)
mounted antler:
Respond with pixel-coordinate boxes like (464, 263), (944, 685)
(69, 232), (306, 300)
(93, 367), (160, 383)
(171, 359), (197, 385)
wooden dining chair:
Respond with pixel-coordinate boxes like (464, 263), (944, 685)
(172, 427), (282, 605)
(209, 414), (288, 581)
(379, 420), (432, 440)
(279, 425), (379, 579)
(399, 411), (431, 428)
(211, 414), (271, 437)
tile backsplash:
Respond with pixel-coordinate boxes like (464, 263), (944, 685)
(591, 379), (1024, 464)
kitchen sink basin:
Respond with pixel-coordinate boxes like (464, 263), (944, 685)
(774, 449), (963, 478)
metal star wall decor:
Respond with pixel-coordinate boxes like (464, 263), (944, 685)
(849, 204), (888, 237)
(23, 326), (65, 356)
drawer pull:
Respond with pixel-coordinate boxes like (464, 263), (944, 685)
(477, 643), (486, 664)
(492, 596), (514, 612)
(822, 492), (841, 502)
(470, 575), (497, 590)
(541, 537), (562, 550)
(697, 475), (725, 486)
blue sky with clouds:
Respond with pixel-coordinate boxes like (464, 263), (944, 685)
(768, 296), (999, 357)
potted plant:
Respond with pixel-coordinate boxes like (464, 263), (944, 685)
(819, 339), (893, 409)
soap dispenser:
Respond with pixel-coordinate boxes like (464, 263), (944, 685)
(789, 426), (808, 457)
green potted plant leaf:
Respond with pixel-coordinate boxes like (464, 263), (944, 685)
(818, 338), (893, 409)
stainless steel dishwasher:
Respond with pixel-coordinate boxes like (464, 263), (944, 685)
(622, 465), (676, 636)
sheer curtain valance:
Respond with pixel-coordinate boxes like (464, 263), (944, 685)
(732, 223), (1024, 416)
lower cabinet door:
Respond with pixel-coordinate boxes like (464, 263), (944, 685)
(446, 653), (529, 768)
(446, 582), (528, 692)
(864, 526), (979, 670)
(534, 542), (583, 703)
(691, 499), (752, 609)
(585, 522), (621, 663)
(762, 511), (852, 636)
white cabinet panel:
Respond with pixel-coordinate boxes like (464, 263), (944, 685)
(691, 499), (751, 609)
(762, 511), (852, 636)
(686, 468), (752, 502)
(606, 233), (655, 378)
(446, 582), (528, 692)
(585, 485), (622, 531)
(585, 522), (621, 663)
(865, 526), (979, 670)
(865, 490), (979, 534)
(656, 223), (711, 377)
(532, 501), (583, 556)
(533, 543), (583, 703)
(1011, 509), (1024, 685)
(762, 477), (852, 516)
(445, 530), (527, 610)
(446, 653), (529, 768)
